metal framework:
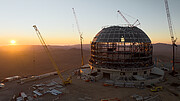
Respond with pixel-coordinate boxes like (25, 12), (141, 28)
(33, 25), (72, 85)
(72, 8), (84, 66)
(89, 26), (153, 70)
(164, 0), (177, 73)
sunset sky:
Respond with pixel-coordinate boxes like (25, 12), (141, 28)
(0, 0), (179, 45)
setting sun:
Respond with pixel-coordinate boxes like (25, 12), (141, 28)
(10, 40), (16, 45)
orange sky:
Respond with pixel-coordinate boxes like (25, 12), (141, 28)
(0, 0), (179, 46)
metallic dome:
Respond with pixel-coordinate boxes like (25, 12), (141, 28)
(89, 26), (153, 69)
(93, 26), (151, 43)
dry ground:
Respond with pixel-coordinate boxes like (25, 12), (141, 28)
(0, 45), (90, 80)
(0, 71), (180, 101)
(0, 44), (180, 101)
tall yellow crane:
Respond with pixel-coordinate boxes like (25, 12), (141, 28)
(33, 25), (72, 85)
(164, 0), (177, 74)
(72, 8), (84, 66)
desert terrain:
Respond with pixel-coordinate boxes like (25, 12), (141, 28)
(0, 45), (90, 80)
(0, 43), (180, 101)
(0, 43), (180, 80)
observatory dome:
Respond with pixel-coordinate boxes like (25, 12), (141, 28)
(93, 26), (151, 43)
(89, 26), (153, 71)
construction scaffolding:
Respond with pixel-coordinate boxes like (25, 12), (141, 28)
(89, 26), (153, 70)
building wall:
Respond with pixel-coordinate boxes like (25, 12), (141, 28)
(89, 65), (164, 85)
(96, 67), (152, 80)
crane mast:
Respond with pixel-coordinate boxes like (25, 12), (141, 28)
(164, 0), (175, 42)
(72, 8), (84, 66)
(164, 0), (177, 73)
(33, 25), (71, 85)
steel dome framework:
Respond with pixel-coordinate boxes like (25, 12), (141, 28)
(89, 26), (153, 70)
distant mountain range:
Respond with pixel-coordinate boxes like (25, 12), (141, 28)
(0, 43), (179, 79)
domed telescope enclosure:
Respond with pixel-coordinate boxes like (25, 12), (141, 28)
(89, 26), (153, 80)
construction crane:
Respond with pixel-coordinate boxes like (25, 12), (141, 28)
(72, 8), (84, 66)
(164, 0), (177, 74)
(117, 10), (140, 27)
(33, 25), (72, 85)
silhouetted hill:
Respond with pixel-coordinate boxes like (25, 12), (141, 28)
(153, 43), (180, 62)
(0, 43), (179, 79)
(0, 45), (90, 80)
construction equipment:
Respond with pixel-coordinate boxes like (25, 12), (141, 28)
(33, 25), (72, 85)
(164, 0), (178, 75)
(150, 86), (163, 92)
(72, 8), (84, 66)
(101, 98), (121, 101)
(117, 10), (140, 27)
(103, 80), (114, 86)
(0, 83), (5, 88)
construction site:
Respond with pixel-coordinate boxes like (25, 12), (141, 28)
(0, 0), (180, 101)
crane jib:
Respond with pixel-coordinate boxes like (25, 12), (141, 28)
(33, 25), (72, 85)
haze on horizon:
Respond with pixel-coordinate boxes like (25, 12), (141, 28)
(0, 0), (179, 45)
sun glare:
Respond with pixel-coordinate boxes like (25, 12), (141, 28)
(10, 40), (16, 45)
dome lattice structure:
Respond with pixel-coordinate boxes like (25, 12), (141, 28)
(89, 26), (153, 70)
